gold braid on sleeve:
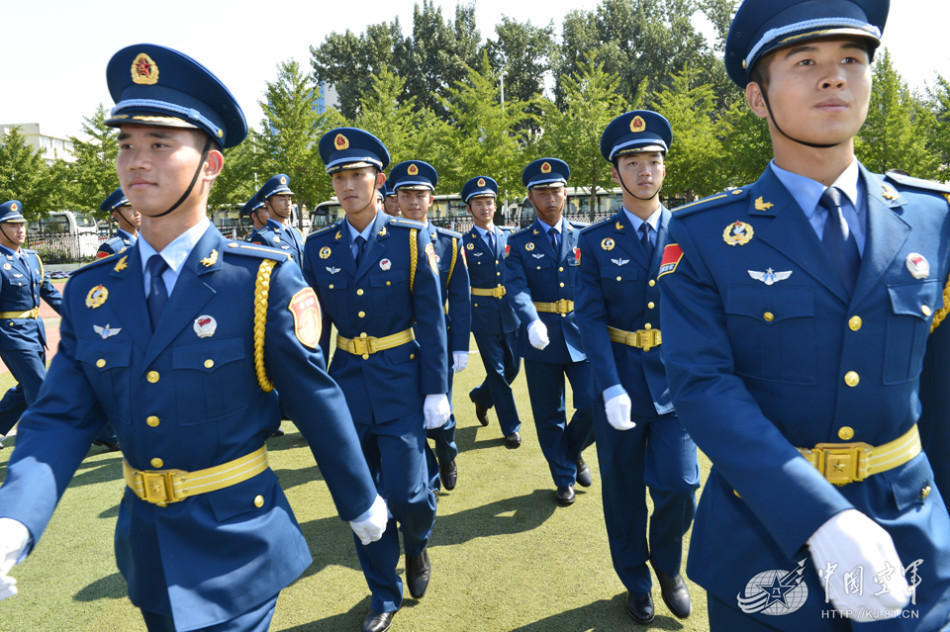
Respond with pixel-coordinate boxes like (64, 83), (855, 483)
(254, 259), (276, 392)
(447, 236), (458, 286)
(409, 228), (418, 293)
(930, 272), (950, 333)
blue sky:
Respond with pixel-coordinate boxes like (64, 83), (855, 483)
(3, 0), (947, 140)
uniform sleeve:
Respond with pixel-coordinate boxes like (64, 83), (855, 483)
(412, 229), (448, 396)
(447, 238), (471, 353)
(659, 216), (852, 558)
(300, 249), (335, 361)
(504, 238), (540, 325)
(264, 260), (376, 522)
(575, 231), (620, 394)
(39, 266), (63, 316)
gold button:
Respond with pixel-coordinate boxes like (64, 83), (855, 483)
(733, 489), (741, 498)
(844, 371), (860, 387)
(837, 426), (855, 440)
(616, 276), (622, 281)
(537, 266), (541, 270)
(848, 316), (862, 331)
(647, 301), (655, 309)
(559, 282), (565, 287)
(648, 279), (656, 287)
(644, 323), (652, 330)
(473, 302), (478, 308)
(146, 416), (160, 427)
(922, 305), (933, 317)
(409, 353), (415, 359)
(147, 371), (160, 383)
(328, 283), (335, 289)
(204, 359), (214, 369)
(361, 354), (369, 360)
(96, 358), (106, 368)
(559, 266), (564, 272)
(763, 311), (774, 322)
(150, 458), (164, 468)
(922, 485), (932, 499)
(356, 288), (364, 296)
(358, 311), (366, 318)
(560, 313), (566, 318)
(496, 271), (501, 276)
(386, 281), (391, 286)
(253, 494), (265, 508)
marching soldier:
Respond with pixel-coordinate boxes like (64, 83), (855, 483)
(505, 158), (595, 506)
(0, 200), (62, 450)
(242, 193), (269, 238)
(389, 160), (471, 492)
(461, 176), (524, 448)
(304, 129), (449, 632)
(659, 0), (950, 628)
(96, 188), (140, 258)
(576, 111), (699, 624)
(248, 173), (304, 265)
(0, 44), (387, 629)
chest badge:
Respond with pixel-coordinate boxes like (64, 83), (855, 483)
(466, 242), (474, 251)
(611, 258), (630, 267)
(531, 253), (545, 259)
(319, 246), (332, 259)
(325, 266), (341, 275)
(525, 242), (535, 251)
(380, 258), (392, 271)
(93, 324), (122, 340)
(2, 263), (9, 271)
(86, 285), (109, 309)
(906, 253), (930, 279)
(723, 221), (754, 246)
(193, 315), (217, 338)
(601, 237), (615, 251)
(748, 268), (792, 286)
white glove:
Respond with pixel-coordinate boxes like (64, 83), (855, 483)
(527, 319), (550, 350)
(0, 518), (30, 601)
(452, 351), (469, 373)
(424, 393), (451, 429)
(349, 494), (389, 546)
(604, 391), (636, 430)
(807, 509), (910, 621)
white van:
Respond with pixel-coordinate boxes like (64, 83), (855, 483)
(30, 210), (101, 260)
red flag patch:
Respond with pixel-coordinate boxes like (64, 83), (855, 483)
(657, 243), (683, 278)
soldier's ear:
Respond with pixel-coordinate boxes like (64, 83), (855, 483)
(203, 149), (224, 181)
(375, 171), (387, 188)
(745, 81), (769, 120)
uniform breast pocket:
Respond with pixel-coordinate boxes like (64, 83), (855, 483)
(724, 286), (817, 384)
(172, 338), (248, 424)
(370, 268), (408, 290)
(317, 269), (348, 293)
(76, 340), (132, 423)
(600, 266), (638, 291)
(883, 280), (939, 384)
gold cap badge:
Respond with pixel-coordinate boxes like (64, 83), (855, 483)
(408, 163), (419, 176)
(540, 162), (552, 174)
(131, 53), (159, 85)
(334, 134), (349, 150)
(280, 176), (287, 185)
(477, 177), (486, 187)
(10, 203), (17, 212)
(630, 115), (646, 133)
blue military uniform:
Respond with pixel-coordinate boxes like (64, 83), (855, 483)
(575, 111), (699, 615)
(918, 296), (950, 514)
(241, 194), (265, 242)
(505, 159), (594, 501)
(388, 160), (470, 491)
(0, 200), (63, 445)
(304, 130), (447, 617)
(0, 44), (380, 631)
(461, 176), (523, 441)
(97, 188), (137, 259)
(248, 175), (304, 265)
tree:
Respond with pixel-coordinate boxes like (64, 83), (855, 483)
(483, 17), (555, 106)
(63, 105), (119, 216)
(0, 126), (55, 216)
(717, 95), (773, 188)
(926, 75), (950, 182)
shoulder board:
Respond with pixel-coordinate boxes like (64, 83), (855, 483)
(71, 253), (120, 276)
(569, 221), (588, 229)
(388, 217), (426, 230)
(306, 223), (339, 242)
(885, 171), (950, 195)
(581, 217), (612, 234)
(435, 226), (462, 239)
(672, 188), (750, 216)
(223, 242), (292, 262)
(21, 248), (38, 255)
(512, 225), (534, 238)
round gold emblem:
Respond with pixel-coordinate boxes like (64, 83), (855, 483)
(540, 162), (552, 174)
(131, 53), (159, 85)
(319, 246), (332, 259)
(525, 242), (535, 251)
(601, 238), (615, 251)
(722, 221), (754, 246)
(334, 134), (349, 150)
(466, 242), (474, 250)
(408, 163), (419, 176)
(85, 285), (109, 309)
(477, 178), (486, 187)
(630, 115), (646, 132)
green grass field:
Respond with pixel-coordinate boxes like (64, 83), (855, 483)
(0, 354), (713, 632)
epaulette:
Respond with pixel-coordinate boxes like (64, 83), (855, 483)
(885, 171), (950, 195)
(580, 216), (613, 235)
(222, 241), (292, 262)
(71, 252), (120, 276)
(512, 225), (534, 238)
(306, 223), (339, 242)
(435, 226), (462, 239)
(569, 221), (589, 229)
(671, 188), (750, 216)
(388, 217), (426, 230)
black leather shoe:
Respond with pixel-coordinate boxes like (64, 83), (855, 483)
(470, 391), (489, 426)
(576, 458), (592, 487)
(362, 610), (394, 632)
(440, 459), (458, 490)
(555, 485), (575, 506)
(406, 548), (431, 599)
(626, 591), (655, 624)
(651, 559), (691, 619)
(93, 439), (120, 452)
(504, 432), (521, 449)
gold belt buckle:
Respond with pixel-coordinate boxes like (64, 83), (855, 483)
(556, 298), (571, 314)
(352, 334), (374, 358)
(493, 285), (506, 298)
(634, 329), (661, 351)
(811, 442), (872, 486)
(139, 470), (185, 506)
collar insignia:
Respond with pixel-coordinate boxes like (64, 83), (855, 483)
(114, 255), (128, 272)
(200, 249), (218, 267)
(754, 197), (774, 211)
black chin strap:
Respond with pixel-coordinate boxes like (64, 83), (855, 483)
(152, 136), (213, 218)
(615, 165), (660, 203)
(758, 82), (841, 149)
(0, 224), (15, 247)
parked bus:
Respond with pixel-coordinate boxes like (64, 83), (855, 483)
(29, 210), (101, 260)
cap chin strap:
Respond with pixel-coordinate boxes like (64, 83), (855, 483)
(0, 224), (17, 249)
(758, 83), (840, 149)
(152, 136), (213, 218)
(616, 166), (661, 202)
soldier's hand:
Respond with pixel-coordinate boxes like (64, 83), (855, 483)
(527, 320), (549, 350)
(604, 391), (636, 430)
(452, 351), (469, 373)
(807, 509), (910, 621)
(349, 495), (389, 545)
(424, 394), (451, 429)
(0, 518), (29, 601)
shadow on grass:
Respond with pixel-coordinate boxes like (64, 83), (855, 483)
(74, 571), (128, 602)
(279, 596), (375, 631)
(431, 489), (556, 547)
(454, 424), (509, 452)
(509, 593), (686, 631)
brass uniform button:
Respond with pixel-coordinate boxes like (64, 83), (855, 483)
(204, 359), (214, 369)
(150, 458), (164, 468)
(146, 416), (160, 427)
(473, 302), (478, 308)
(844, 371), (860, 387)
(328, 283), (335, 289)
(647, 302), (655, 309)
(559, 282), (565, 288)
(147, 371), (160, 383)
(356, 288), (364, 296)
(837, 426), (855, 440)
(409, 353), (415, 360)
(849, 316), (862, 331)
(644, 323), (652, 330)
(558, 266), (564, 272)
(496, 271), (501, 276)
(96, 358), (106, 368)
(648, 279), (656, 287)
(386, 281), (391, 286)
(358, 311), (366, 318)
(921, 305), (933, 317)
(922, 485), (932, 499)
(763, 311), (774, 322)
(254, 494), (265, 508)
(616, 276), (622, 281)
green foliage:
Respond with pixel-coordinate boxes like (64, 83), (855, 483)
(0, 126), (59, 217)
(928, 76), (950, 182)
(483, 17), (556, 107)
(63, 105), (120, 217)
(717, 95), (773, 188)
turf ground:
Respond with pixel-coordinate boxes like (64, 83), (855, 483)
(0, 345), (713, 632)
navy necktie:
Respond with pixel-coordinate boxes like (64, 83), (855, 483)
(485, 231), (495, 254)
(354, 235), (366, 267)
(146, 255), (169, 330)
(819, 186), (860, 294)
(639, 222), (654, 261)
(548, 227), (560, 253)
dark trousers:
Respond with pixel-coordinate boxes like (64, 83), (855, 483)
(469, 330), (522, 436)
(141, 593), (279, 632)
(0, 346), (47, 436)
